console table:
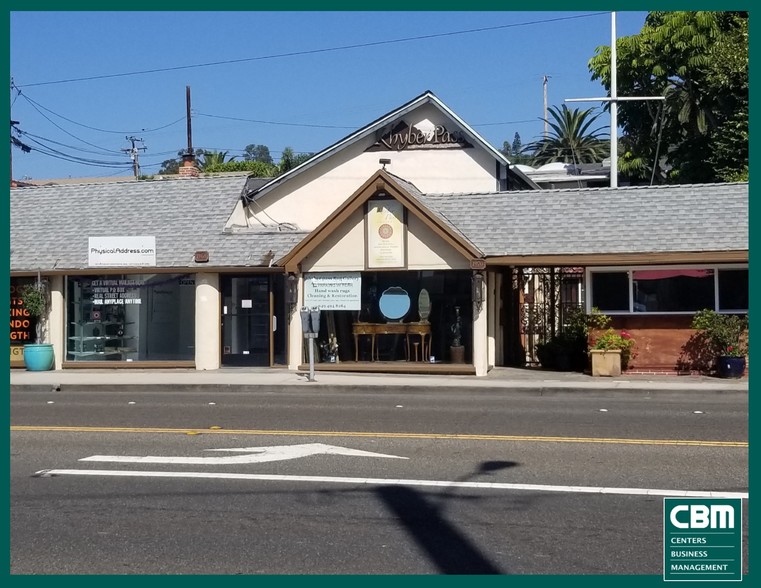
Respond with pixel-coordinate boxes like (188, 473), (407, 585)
(352, 322), (431, 362)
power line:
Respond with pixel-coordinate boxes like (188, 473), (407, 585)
(14, 13), (607, 88)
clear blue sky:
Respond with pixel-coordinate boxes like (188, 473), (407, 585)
(10, 10), (649, 180)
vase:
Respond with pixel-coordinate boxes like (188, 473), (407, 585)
(23, 343), (55, 371)
(450, 345), (465, 364)
(716, 356), (746, 378)
(590, 349), (621, 377)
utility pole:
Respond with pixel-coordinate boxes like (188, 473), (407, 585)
(565, 12), (665, 188)
(542, 75), (551, 139)
(122, 136), (147, 179)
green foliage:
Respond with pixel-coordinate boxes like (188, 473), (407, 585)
(20, 281), (49, 343)
(197, 150), (236, 170)
(203, 160), (278, 176)
(690, 309), (748, 357)
(526, 105), (609, 165)
(243, 144), (273, 164)
(278, 147), (313, 175)
(587, 309), (636, 369)
(588, 11), (748, 184)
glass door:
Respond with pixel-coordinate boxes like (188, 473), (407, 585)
(221, 275), (272, 366)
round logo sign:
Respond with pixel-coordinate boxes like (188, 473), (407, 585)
(378, 223), (394, 239)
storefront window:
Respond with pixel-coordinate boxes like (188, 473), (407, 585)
(10, 277), (36, 366)
(310, 270), (472, 364)
(588, 266), (748, 314)
(66, 274), (195, 362)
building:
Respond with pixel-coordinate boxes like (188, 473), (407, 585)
(10, 92), (748, 375)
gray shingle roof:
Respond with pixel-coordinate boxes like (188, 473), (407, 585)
(417, 182), (748, 257)
(10, 176), (308, 272)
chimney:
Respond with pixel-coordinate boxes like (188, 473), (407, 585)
(179, 151), (199, 178)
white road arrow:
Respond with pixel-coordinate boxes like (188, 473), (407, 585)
(79, 443), (408, 465)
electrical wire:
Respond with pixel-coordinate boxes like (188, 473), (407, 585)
(14, 13), (607, 88)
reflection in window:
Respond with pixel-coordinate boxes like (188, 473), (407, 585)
(590, 272), (629, 311)
(632, 269), (714, 312)
(718, 269), (749, 311)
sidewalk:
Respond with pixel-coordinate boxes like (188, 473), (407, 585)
(10, 366), (750, 393)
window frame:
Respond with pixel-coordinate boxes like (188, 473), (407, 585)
(585, 264), (748, 315)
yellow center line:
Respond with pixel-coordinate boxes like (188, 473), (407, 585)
(10, 425), (747, 447)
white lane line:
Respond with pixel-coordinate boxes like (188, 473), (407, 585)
(33, 469), (748, 499)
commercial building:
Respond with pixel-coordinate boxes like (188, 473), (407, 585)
(10, 91), (748, 374)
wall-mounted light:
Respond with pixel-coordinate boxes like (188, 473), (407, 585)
(286, 273), (299, 306)
(472, 271), (485, 313)
(379, 158), (391, 170)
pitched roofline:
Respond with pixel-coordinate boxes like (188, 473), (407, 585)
(244, 91), (538, 204)
(277, 169), (483, 273)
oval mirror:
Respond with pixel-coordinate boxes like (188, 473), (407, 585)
(418, 288), (431, 322)
(379, 287), (410, 322)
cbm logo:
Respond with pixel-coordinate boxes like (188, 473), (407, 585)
(669, 503), (735, 529)
(664, 498), (742, 582)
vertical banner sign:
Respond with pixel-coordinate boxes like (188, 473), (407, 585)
(664, 498), (742, 581)
(366, 199), (405, 268)
(10, 280), (35, 365)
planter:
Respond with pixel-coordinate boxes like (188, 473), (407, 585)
(590, 349), (621, 377)
(23, 343), (55, 371)
(449, 345), (465, 364)
(716, 356), (746, 378)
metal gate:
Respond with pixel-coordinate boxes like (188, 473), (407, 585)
(513, 267), (584, 366)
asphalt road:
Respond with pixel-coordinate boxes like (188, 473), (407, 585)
(10, 386), (749, 575)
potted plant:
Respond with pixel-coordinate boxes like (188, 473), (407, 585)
(588, 310), (636, 376)
(690, 309), (748, 378)
(19, 279), (55, 371)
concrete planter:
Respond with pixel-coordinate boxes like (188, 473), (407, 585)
(590, 349), (622, 377)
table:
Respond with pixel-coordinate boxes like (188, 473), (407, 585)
(352, 322), (431, 362)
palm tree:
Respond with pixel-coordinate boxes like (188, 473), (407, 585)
(197, 150), (236, 171)
(527, 105), (609, 166)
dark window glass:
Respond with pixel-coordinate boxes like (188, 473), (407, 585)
(66, 274), (195, 361)
(718, 269), (749, 311)
(591, 272), (629, 311)
(632, 269), (714, 312)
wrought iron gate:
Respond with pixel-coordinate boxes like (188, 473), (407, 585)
(512, 267), (584, 366)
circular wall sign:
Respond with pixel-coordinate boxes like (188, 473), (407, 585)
(378, 223), (394, 239)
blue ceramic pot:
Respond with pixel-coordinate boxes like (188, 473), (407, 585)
(23, 343), (55, 371)
(716, 356), (746, 378)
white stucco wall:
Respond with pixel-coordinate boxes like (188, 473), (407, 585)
(235, 104), (502, 232)
(195, 273), (220, 370)
(49, 275), (65, 370)
(300, 208), (470, 273)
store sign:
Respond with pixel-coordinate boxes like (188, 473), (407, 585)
(304, 272), (361, 311)
(367, 199), (405, 269)
(369, 121), (473, 151)
(11, 280), (35, 365)
(88, 236), (156, 267)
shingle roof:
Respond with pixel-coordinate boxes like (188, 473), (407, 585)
(417, 182), (748, 257)
(10, 176), (308, 272)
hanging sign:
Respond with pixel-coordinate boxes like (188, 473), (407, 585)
(304, 272), (361, 311)
(366, 199), (405, 269)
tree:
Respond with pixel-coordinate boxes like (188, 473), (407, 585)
(277, 147), (313, 175)
(244, 144), (273, 164)
(588, 11), (748, 184)
(196, 150), (236, 171)
(525, 105), (609, 166)
(511, 132), (523, 156)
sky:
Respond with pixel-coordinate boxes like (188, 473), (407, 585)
(9, 10), (650, 181)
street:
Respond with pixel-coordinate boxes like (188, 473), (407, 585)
(11, 386), (748, 575)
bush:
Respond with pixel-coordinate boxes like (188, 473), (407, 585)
(690, 309), (748, 357)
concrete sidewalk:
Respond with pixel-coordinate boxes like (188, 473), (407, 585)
(9, 366), (750, 393)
